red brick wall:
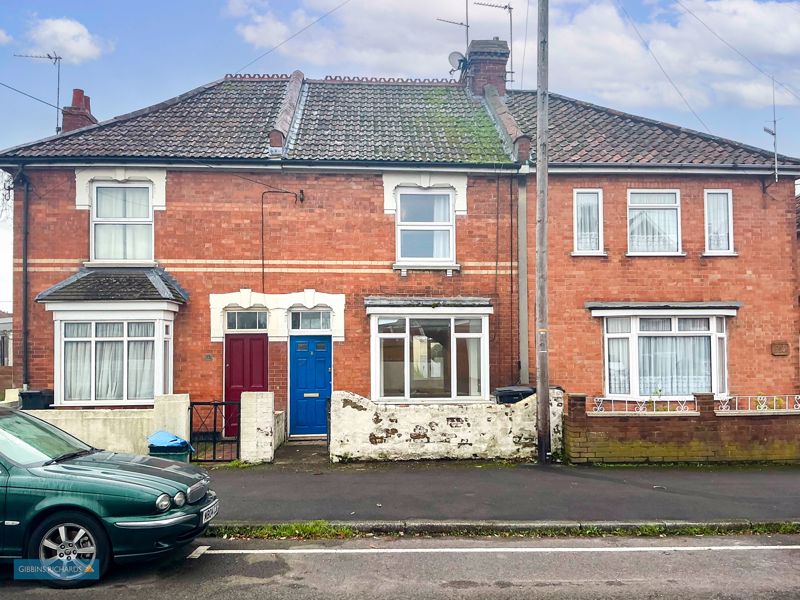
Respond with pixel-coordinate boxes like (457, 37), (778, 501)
(532, 175), (799, 397)
(14, 169), (521, 410)
(565, 393), (800, 462)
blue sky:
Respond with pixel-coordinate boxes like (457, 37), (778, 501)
(0, 0), (799, 311)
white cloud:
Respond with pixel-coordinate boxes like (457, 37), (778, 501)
(27, 18), (110, 65)
(0, 29), (12, 45)
(228, 0), (800, 112)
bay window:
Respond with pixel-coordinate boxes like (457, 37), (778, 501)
(92, 185), (153, 261)
(602, 313), (728, 399)
(627, 190), (681, 255)
(396, 189), (455, 265)
(371, 314), (489, 401)
(60, 317), (172, 404)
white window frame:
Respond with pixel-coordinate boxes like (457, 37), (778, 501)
(369, 311), (491, 403)
(601, 312), (729, 400)
(395, 187), (456, 266)
(224, 310), (269, 333)
(572, 188), (604, 255)
(90, 181), (155, 263)
(626, 189), (683, 256)
(58, 318), (169, 406)
(289, 309), (333, 335)
(703, 189), (735, 255)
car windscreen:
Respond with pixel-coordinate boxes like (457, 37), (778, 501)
(0, 411), (92, 467)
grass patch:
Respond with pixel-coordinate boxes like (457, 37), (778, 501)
(207, 459), (263, 470)
(208, 521), (800, 540)
(209, 520), (357, 540)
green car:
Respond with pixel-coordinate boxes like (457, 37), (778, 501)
(0, 407), (219, 587)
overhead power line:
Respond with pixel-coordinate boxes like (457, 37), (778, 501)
(674, 0), (800, 105)
(615, 1), (711, 133)
(235, 0), (355, 74)
(520, 0), (531, 87)
(0, 81), (61, 111)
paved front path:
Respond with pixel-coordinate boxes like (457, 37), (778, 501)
(207, 449), (800, 524)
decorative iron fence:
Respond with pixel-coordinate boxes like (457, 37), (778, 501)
(717, 395), (800, 413)
(189, 401), (240, 462)
(589, 397), (697, 414)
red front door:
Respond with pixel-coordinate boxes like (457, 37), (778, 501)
(224, 334), (268, 437)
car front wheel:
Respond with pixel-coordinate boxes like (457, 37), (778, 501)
(27, 510), (110, 588)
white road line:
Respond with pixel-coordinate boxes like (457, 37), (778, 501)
(188, 545), (210, 559)
(204, 544), (800, 556)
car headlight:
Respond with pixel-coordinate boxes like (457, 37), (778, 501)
(174, 492), (186, 507)
(155, 493), (172, 512)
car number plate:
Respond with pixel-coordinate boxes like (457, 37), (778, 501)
(201, 500), (219, 525)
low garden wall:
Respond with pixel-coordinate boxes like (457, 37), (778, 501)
(565, 393), (800, 463)
(329, 390), (563, 462)
(24, 394), (191, 455)
(239, 391), (286, 463)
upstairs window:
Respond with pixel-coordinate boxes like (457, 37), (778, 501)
(704, 190), (734, 254)
(573, 189), (603, 254)
(627, 190), (681, 255)
(92, 185), (153, 261)
(396, 189), (455, 265)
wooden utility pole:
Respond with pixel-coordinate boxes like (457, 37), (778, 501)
(535, 0), (551, 463)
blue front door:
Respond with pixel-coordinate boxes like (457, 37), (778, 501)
(290, 335), (332, 436)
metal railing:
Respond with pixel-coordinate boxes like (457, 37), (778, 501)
(717, 395), (800, 413)
(590, 397), (697, 414)
(189, 401), (240, 462)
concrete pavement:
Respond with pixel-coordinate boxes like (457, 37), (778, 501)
(208, 454), (800, 524)
(5, 535), (800, 598)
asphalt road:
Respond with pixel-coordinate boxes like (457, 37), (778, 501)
(4, 535), (800, 599)
(209, 461), (800, 523)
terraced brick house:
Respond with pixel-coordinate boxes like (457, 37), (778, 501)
(2, 39), (799, 460)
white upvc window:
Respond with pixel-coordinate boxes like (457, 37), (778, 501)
(573, 189), (604, 254)
(92, 183), (153, 261)
(370, 314), (490, 402)
(395, 188), (455, 265)
(602, 314), (728, 399)
(290, 310), (332, 332)
(225, 310), (268, 332)
(61, 319), (170, 404)
(704, 189), (734, 254)
(627, 189), (682, 255)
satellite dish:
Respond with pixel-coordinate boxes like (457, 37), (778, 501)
(448, 51), (466, 70)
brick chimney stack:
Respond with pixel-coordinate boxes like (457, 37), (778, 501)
(461, 37), (510, 97)
(61, 88), (98, 133)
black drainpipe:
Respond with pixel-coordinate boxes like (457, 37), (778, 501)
(17, 167), (30, 390)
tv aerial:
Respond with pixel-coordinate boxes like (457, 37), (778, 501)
(14, 51), (63, 134)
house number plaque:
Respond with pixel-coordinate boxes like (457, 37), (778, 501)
(771, 341), (790, 357)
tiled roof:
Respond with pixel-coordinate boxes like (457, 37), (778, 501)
(0, 310), (11, 319)
(4, 77), (290, 160)
(507, 90), (800, 166)
(287, 80), (510, 164)
(36, 268), (188, 304)
(3, 74), (799, 168)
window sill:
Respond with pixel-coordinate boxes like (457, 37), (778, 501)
(701, 252), (738, 257)
(374, 398), (492, 405)
(393, 263), (461, 276)
(625, 252), (687, 258)
(84, 260), (157, 268)
(571, 251), (608, 257)
(54, 401), (155, 408)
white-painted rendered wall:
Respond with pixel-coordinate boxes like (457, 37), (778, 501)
(329, 391), (562, 462)
(23, 394), (190, 455)
(239, 392), (286, 463)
